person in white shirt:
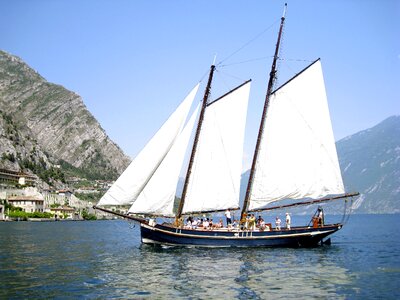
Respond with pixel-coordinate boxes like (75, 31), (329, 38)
(203, 218), (210, 230)
(225, 209), (232, 227)
(285, 213), (291, 230)
(191, 218), (198, 229)
(275, 216), (281, 230)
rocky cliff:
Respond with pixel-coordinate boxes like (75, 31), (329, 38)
(337, 116), (400, 214)
(0, 50), (130, 181)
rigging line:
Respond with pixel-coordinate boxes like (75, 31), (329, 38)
(277, 59), (315, 83)
(198, 68), (211, 86)
(211, 69), (243, 100)
(279, 57), (315, 63)
(219, 56), (273, 68)
(217, 18), (280, 66)
(216, 69), (249, 83)
(341, 198), (348, 224)
(220, 57), (314, 69)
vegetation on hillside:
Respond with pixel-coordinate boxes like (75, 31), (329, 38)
(74, 191), (104, 203)
(82, 209), (97, 220)
(59, 159), (118, 181)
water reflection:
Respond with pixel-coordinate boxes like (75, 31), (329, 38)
(113, 244), (352, 299)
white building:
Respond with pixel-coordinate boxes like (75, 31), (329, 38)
(50, 206), (76, 219)
(7, 196), (44, 213)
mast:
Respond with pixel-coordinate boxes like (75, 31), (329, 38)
(176, 64), (216, 222)
(240, 3), (287, 221)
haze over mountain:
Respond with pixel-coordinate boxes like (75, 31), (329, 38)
(0, 50), (130, 184)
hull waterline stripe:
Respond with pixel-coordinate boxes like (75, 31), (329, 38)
(141, 223), (338, 240)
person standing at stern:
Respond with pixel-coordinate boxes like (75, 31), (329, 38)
(286, 213), (291, 230)
(225, 209), (232, 227)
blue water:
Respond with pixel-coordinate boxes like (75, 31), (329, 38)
(1, 214), (399, 299)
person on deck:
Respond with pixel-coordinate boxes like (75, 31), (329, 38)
(257, 216), (264, 227)
(212, 219), (223, 229)
(185, 217), (193, 229)
(240, 213), (248, 230)
(285, 213), (291, 230)
(317, 207), (324, 227)
(192, 218), (198, 229)
(249, 214), (256, 231)
(203, 218), (210, 230)
(232, 219), (239, 230)
(275, 216), (281, 230)
(225, 209), (232, 227)
(259, 218), (268, 231)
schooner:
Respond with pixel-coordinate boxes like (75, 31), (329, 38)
(94, 4), (359, 247)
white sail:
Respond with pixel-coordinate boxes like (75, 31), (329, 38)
(128, 104), (200, 216)
(249, 60), (344, 211)
(97, 84), (199, 206)
(182, 81), (251, 214)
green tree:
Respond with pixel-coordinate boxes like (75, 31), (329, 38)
(82, 209), (97, 220)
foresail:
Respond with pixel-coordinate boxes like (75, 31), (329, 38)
(249, 60), (344, 211)
(128, 104), (200, 216)
(97, 84), (199, 206)
(182, 81), (251, 214)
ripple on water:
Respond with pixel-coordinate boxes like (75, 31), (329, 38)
(1, 215), (399, 299)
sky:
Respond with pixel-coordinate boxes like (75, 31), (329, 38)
(1, 0), (399, 170)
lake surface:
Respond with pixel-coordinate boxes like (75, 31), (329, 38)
(1, 214), (399, 299)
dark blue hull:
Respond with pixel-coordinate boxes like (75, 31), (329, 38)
(140, 223), (342, 247)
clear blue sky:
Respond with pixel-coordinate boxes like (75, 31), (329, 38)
(1, 0), (399, 170)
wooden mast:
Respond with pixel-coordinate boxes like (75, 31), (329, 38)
(240, 3), (287, 221)
(175, 64), (216, 223)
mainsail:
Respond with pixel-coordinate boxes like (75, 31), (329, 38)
(182, 81), (251, 214)
(248, 60), (345, 211)
(97, 84), (199, 206)
(128, 104), (200, 216)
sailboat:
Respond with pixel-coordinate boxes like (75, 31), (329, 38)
(94, 4), (359, 247)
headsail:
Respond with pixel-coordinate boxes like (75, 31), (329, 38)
(182, 81), (251, 215)
(248, 60), (345, 211)
(128, 104), (200, 216)
(97, 84), (199, 206)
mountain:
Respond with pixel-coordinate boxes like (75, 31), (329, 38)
(337, 116), (400, 214)
(0, 109), (65, 185)
(239, 116), (400, 214)
(0, 50), (130, 182)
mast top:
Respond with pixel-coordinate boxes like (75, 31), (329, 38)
(240, 3), (287, 221)
(282, 3), (287, 19)
(212, 54), (217, 66)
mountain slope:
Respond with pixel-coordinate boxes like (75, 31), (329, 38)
(0, 50), (130, 180)
(337, 116), (400, 213)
